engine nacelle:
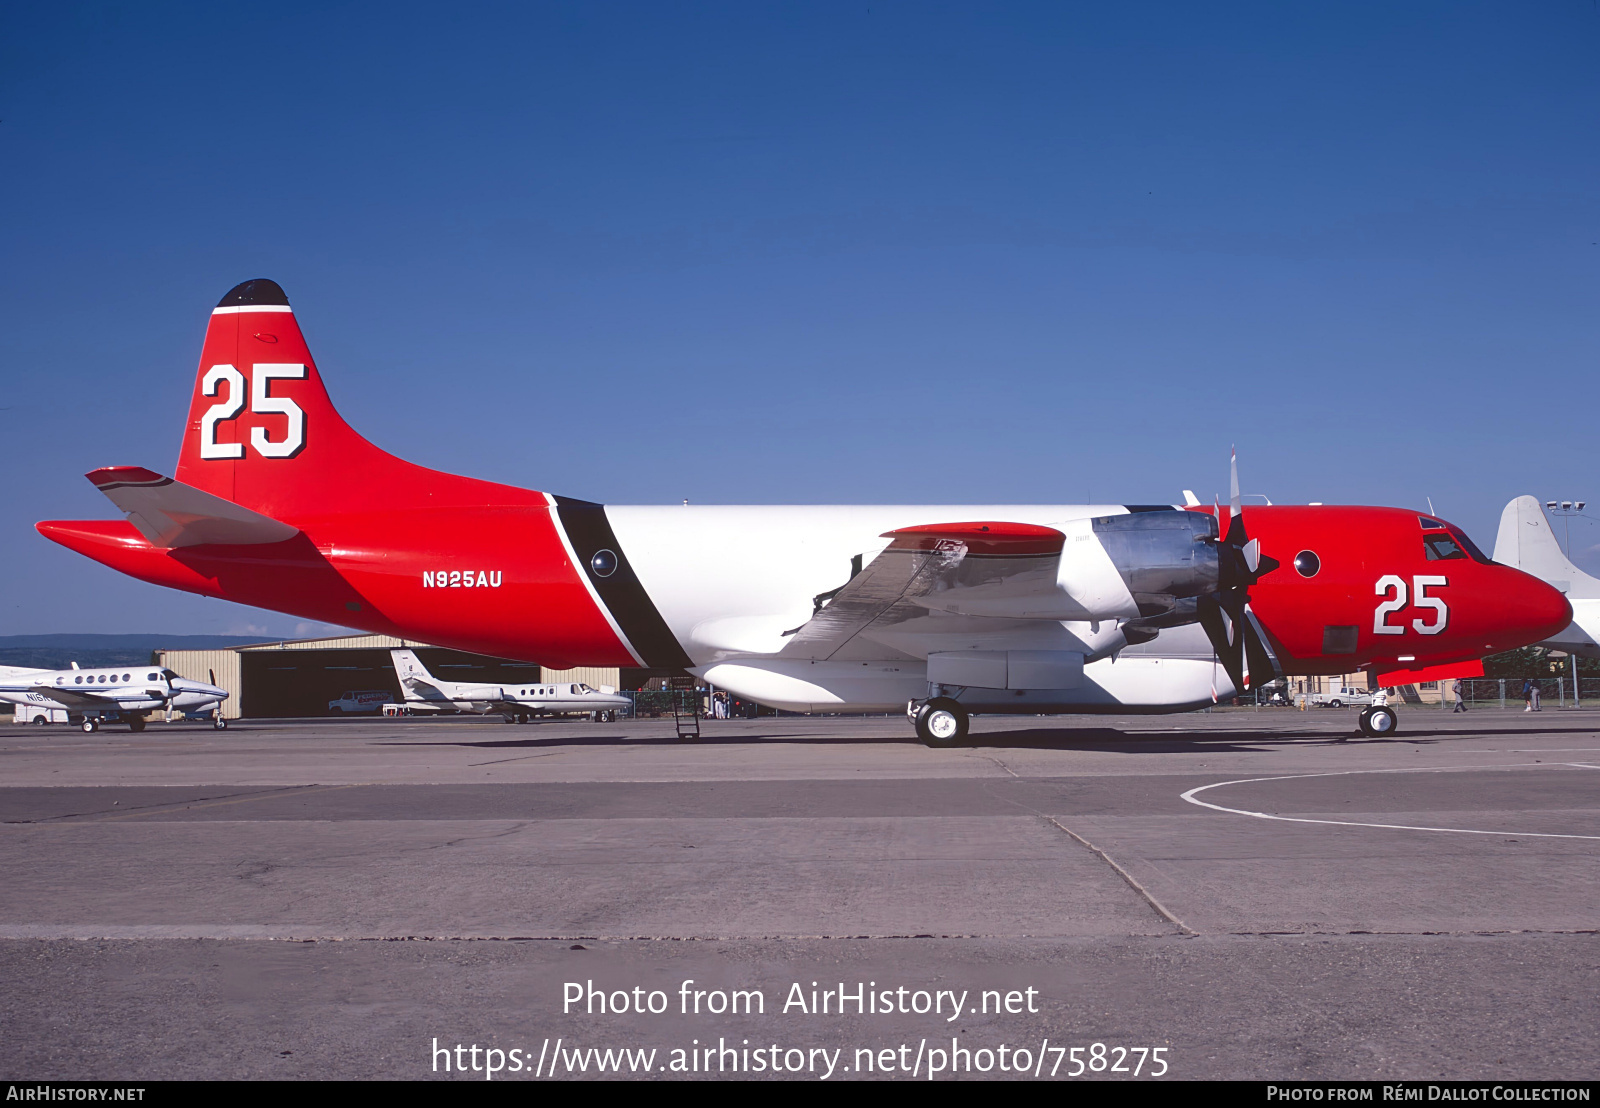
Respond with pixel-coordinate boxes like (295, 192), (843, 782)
(1091, 511), (1220, 620)
(912, 509), (1219, 624)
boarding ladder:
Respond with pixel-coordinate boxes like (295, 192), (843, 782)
(670, 675), (701, 742)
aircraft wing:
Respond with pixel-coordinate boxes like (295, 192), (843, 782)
(86, 467), (300, 548)
(27, 684), (127, 709)
(778, 522), (1066, 661)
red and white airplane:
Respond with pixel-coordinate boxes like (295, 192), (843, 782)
(38, 280), (1571, 743)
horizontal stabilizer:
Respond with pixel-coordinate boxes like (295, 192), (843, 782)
(86, 467), (299, 548)
(1493, 496), (1600, 600)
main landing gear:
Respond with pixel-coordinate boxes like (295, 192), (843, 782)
(1355, 705), (1399, 738)
(911, 697), (969, 747)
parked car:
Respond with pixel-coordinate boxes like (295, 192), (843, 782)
(328, 690), (392, 714)
(1300, 686), (1375, 709)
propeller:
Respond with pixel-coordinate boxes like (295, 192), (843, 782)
(1196, 448), (1282, 695)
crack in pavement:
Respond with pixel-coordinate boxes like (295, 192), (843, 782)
(966, 749), (1197, 936)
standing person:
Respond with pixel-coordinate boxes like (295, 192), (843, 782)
(1523, 679), (1534, 712)
(1452, 679), (1467, 712)
(1532, 680), (1542, 712)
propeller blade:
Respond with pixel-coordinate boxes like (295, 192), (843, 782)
(1228, 446), (1241, 538)
(1197, 594), (1247, 695)
(1243, 605), (1283, 689)
(209, 669), (216, 686)
(1243, 537), (1261, 574)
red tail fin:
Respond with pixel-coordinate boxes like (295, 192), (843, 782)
(176, 279), (536, 522)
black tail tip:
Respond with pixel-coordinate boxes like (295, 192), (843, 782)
(217, 279), (289, 308)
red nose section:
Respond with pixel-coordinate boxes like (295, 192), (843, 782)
(1507, 569), (1574, 646)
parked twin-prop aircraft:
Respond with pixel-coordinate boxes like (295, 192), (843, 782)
(0, 663), (230, 732)
(36, 280), (1572, 743)
(390, 649), (630, 722)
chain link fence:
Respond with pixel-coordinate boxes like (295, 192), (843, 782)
(1454, 677), (1595, 708)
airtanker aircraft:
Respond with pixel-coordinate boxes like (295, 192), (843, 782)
(36, 280), (1571, 744)
(0, 663), (230, 732)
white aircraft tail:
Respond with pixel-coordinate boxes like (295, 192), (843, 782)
(1493, 496), (1600, 600)
(390, 648), (450, 702)
(390, 648), (430, 680)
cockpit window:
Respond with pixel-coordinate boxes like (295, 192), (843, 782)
(1450, 528), (1493, 564)
(1424, 534), (1466, 561)
(161, 669), (180, 680)
(1423, 529), (1492, 564)
(1419, 515), (1447, 529)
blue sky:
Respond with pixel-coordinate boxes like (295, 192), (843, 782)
(2, 2), (1597, 636)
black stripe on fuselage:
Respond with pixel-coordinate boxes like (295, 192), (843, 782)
(553, 496), (693, 669)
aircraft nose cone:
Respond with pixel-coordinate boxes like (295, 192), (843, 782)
(1506, 570), (1573, 645)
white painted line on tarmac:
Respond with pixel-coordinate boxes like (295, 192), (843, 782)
(1180, 762), (1600, 841)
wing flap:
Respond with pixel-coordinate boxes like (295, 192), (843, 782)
(86, 466), (300, 548)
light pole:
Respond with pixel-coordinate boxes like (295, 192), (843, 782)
(1545, 500), (1587, 708)
(1544, 500), (1586, 560)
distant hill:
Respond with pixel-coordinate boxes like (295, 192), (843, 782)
(0, 635), (268, 671)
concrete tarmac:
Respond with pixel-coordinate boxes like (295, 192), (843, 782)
(2, 707), (1597, 1080)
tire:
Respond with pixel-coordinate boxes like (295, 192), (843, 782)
(1329, 699), (1343, 709)
(213, 716), (228, 731)
(129, 717), (146, 733)
(81, 719), (98, 733)
(915, 697), (969, 747)
(32, 716), (48, 726)
(1360, 706), (1399, 737)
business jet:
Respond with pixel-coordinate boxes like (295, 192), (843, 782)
(37, 280), (1571, 744)
(1492, 496), (1600, 659)
(0, 663), (230, 732)
(390, 649), (631, 722)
